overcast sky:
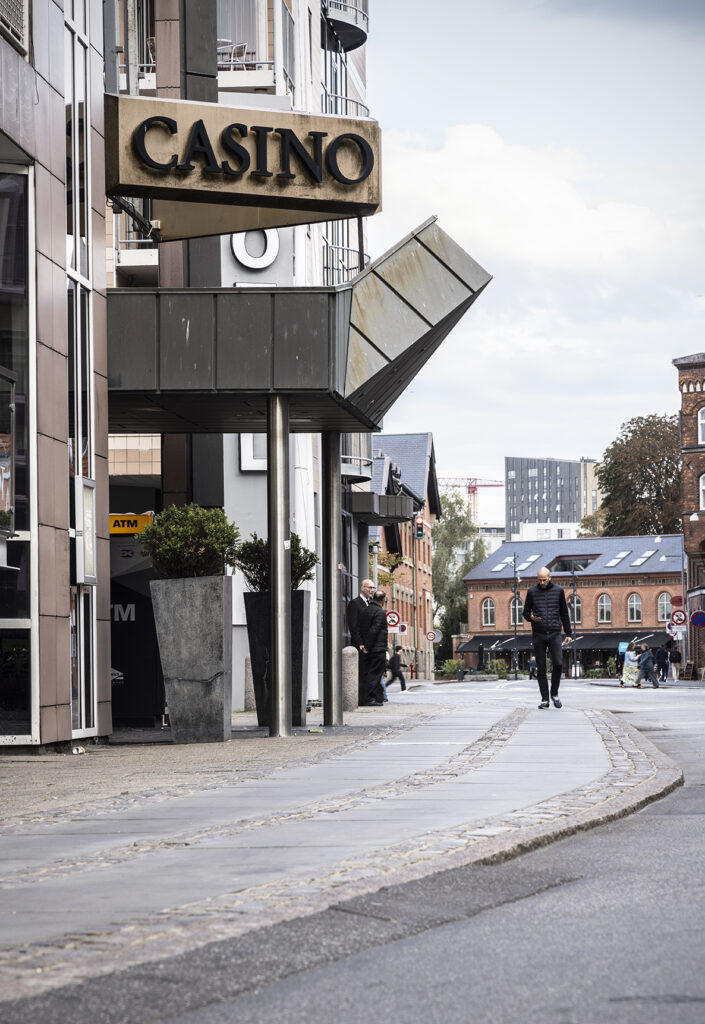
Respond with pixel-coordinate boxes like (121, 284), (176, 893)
(366, 0), (705, 521)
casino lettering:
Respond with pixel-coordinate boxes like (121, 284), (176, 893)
(132, 116), (375, 187)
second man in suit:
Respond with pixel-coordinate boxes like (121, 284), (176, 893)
(359, 589), (388, 706)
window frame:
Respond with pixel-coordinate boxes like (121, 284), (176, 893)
(628, 592), (642, 623)
(698, 407), (705, 445)
(657, 592), (672, 622)
(481, 597), (495, 627)
(597, 593), (612, 624)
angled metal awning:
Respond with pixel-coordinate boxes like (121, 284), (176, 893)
(107, 217), (491, 433)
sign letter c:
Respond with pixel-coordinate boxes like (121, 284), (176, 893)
(132, 116), (179, 171)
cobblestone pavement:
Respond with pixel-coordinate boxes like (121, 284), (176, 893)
(0, 690), (682, 1003)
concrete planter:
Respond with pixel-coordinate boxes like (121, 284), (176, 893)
(150, 576), (232, 743)
(244, 589), (309, 728)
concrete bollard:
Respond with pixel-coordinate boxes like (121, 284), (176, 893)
(342, 645), (359, 711)
(244, 654), (256, 712)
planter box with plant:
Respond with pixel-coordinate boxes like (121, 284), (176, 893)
(236, 533), (318, 728)
(141, 503), (239, 743)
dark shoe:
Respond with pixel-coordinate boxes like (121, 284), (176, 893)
(538, 700), (550, 709)
(652, 682), (659, 689)
(552, 697), (562, 709)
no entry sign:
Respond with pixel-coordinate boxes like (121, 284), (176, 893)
(691, 610), (705, 628)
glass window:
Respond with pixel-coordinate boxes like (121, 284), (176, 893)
(0, 540), (30, 617)
(482, 597), (495, 626)
(658, 592), (672, 622)
(700, 473), (705, 511)
(628, 593), (642, 622)
(569, 594), (582, 625)
(510, 595), (523, 626)
(0, 628), (31, 736)
(699, 407), (705, 445)
(598, 594), (611, 623)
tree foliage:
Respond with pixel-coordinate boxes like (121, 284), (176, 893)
(597, 414), (681, 536)
(577, 506), (607, 538)
(432, 491), (486, 660)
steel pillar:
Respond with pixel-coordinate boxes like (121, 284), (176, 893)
(322, 431), (343, 727)
(267, 395), (292, 737)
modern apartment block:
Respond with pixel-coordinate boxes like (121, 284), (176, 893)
(0, 0), (110, 746)
(505, 456), (601, 540)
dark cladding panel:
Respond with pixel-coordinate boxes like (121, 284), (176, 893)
(159, 293), (216, 390)
(216, 293), (273, 389)
(108, 293), (158, 390)
(273, 293), (329, 390)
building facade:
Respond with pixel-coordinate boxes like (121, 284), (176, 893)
(674, 352), (705, 673)
(460, 536), (683, 670)
(0, 0), (110, 746)
(505, 456), (601, 540)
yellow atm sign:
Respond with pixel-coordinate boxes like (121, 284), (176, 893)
(109, 513), (154, 535)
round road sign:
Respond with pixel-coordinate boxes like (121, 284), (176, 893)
(691, 610), (705, 628)
(386, 610), (400, 628)
(426, 630), (436, 642)
(671, 610), (687, 627)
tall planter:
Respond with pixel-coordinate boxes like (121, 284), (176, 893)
(150, 576), (232, 743)
(244, 589), (309, 728)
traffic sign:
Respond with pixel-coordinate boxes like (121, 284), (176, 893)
(398, 622), (408, 634)
(426, 630), (435, 642)
(386, 610), (400, 628)
(671, 610), (687, 627)
(691, 610), (705, 628)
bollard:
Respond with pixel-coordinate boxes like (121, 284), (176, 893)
(244, 654), (256, 712)
(342, 645), (359, 711)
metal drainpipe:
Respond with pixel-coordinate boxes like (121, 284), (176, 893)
(267, 395), (292, 737)
(322, 432), (343, 727)
(413, 526), (419, 679)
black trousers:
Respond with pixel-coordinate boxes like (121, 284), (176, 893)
(532, 631), (564, 702)
(388, 670), (406, 690)
(361, 650), (386, 704)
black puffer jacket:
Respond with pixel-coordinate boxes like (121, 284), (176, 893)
(522, 581), (572, 636)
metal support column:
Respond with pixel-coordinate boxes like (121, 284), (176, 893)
(322, 431), (343, 727)
(268, 395), (292, 737)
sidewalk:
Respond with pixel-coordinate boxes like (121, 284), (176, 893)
(0, 683), (681, 1001)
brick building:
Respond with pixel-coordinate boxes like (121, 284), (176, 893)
(459, 536), (683, 670)
(367, 434), (440, 679)
(673, 353), (705, 672)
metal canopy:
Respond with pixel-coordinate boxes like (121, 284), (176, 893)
(107, 217), (491, 433)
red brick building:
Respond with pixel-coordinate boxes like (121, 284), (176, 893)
(459, 536), (683, 670)
(673, 353), (705, 673)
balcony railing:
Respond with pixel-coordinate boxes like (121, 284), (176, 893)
(321, 87), (370, 118)
(323, 242), (369, 286)
(341, 432), (373, 480)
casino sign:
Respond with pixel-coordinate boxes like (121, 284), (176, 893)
(105, 94), (381, 241)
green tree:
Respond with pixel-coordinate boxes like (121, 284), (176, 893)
(597, 414), (681, 536)
(577, 506), (607, 538)
(432, 491), (486, 660)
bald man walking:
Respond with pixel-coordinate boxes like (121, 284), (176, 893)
(522, 567), (572, 709)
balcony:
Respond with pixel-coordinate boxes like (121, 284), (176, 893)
(341, 432), (373, 482)
(323, 0), (368, 52)
(111, 203), (158, 287)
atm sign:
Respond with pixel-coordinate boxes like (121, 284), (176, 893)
(109, 513), (154, 535)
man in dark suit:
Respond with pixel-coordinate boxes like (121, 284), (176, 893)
(347, 579), (375, 703)
(359, 589), (388, 706)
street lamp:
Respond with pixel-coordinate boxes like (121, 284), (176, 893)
(511, 553), (521, 681)
(570, 568), (579, 679)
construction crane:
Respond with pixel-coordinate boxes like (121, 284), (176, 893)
(437, 477), (504, 522)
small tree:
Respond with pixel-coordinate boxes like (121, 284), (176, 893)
(235, 532), (318, 591)
(597, 414), (681, 536)
(432, 491), (486, 660)
(141, 504), (239, 579)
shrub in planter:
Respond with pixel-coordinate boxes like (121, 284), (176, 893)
(141, 505), (240, 744)
(141, 503), (239, 578)
(235, 533), (318, 728)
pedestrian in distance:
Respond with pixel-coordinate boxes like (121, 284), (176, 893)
(522, 566), (573, 709)
(621, 642), (639, 688)
(387, 645), (407, 691)
(359, 589), (388, 706)
(655, 644), (669, 683)
(669, 645), (682, 681)
(529, 654), (537, 680)
(346, 578), (375, 705)
(637, 644), (659, 688)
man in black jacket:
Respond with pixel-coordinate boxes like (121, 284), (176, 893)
(522, 567), (572, 710)
(359, 589), (388, 706)
(347, 579), (375, 703)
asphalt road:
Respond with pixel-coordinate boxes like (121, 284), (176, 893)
(5, 679), (705, 1024)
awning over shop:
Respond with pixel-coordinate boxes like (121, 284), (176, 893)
(458, 630), (672, 654)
